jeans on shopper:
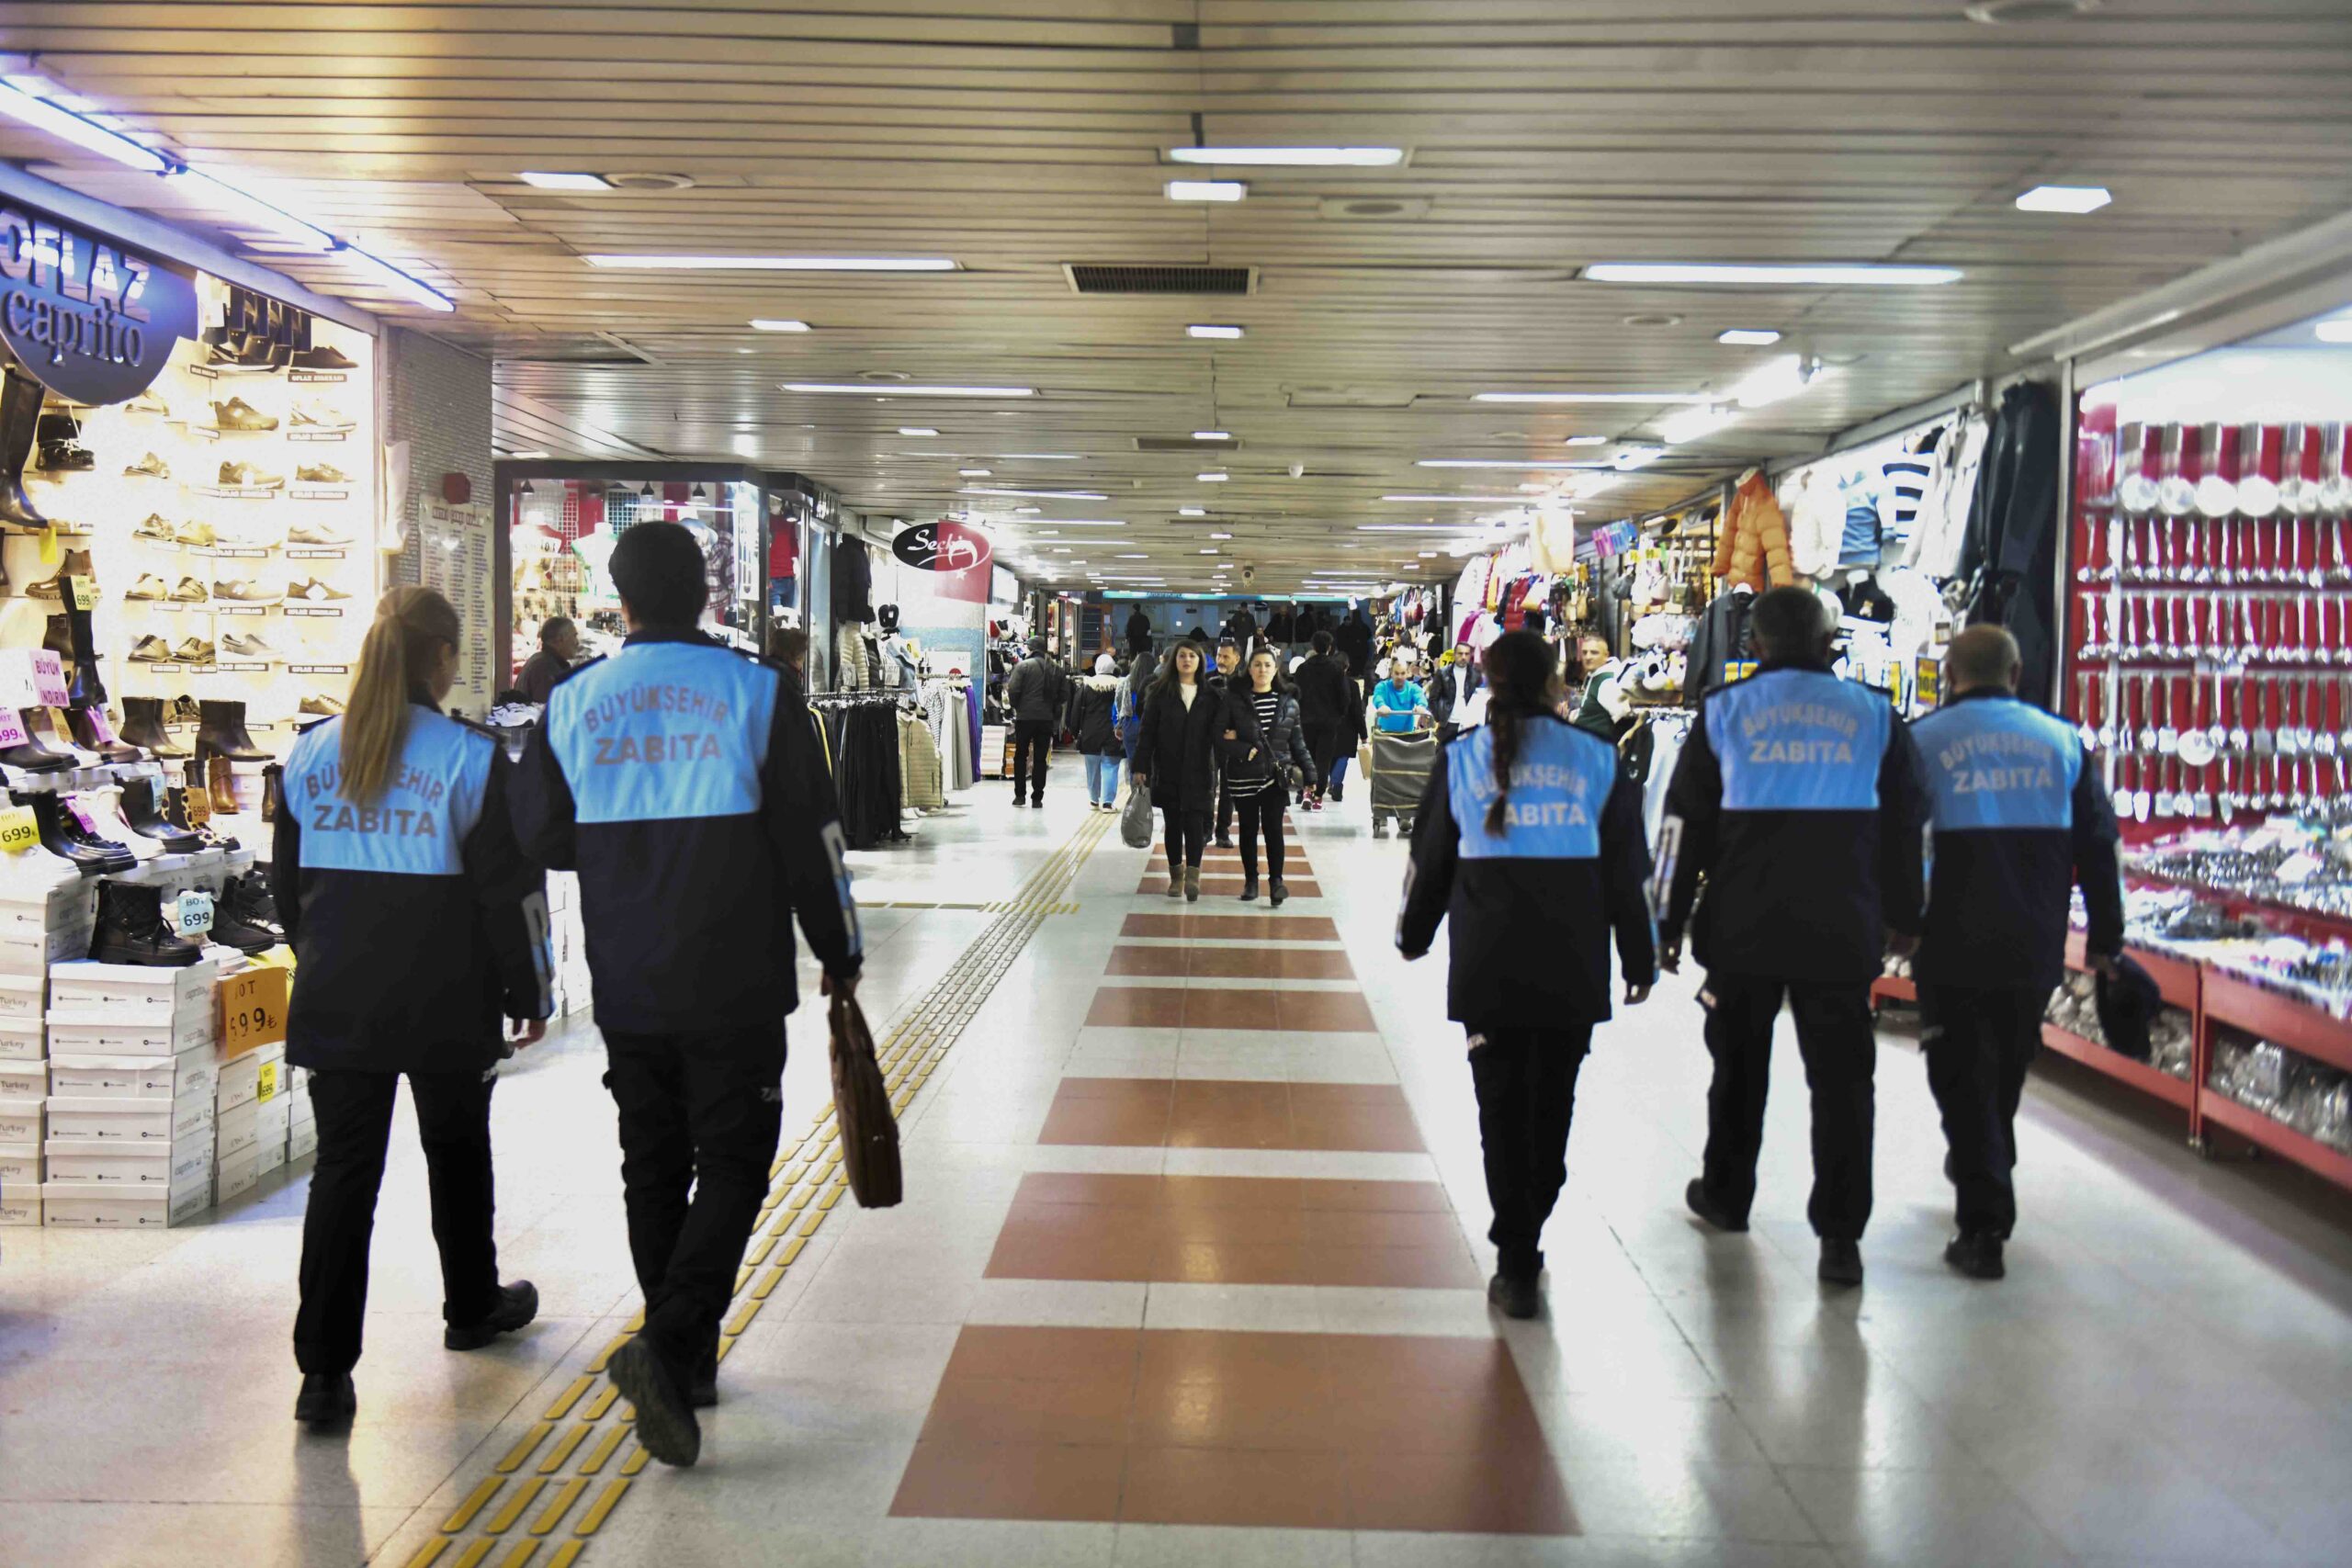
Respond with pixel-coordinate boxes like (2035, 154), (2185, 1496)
(1468, 1024), (1591, 1280)
(1327, 750), (1352, 796)
(1083, 751), (1121, 807)
(1235, 786), (1287, 879)
(601, 1023), (786, 1375)
(1697, 975), (1876, 1241)
(1919, 983), (2043, 1238)
(295, 1066), (502, 1375)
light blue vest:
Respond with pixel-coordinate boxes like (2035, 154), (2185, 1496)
(1911, 694), (2078, 830)
(547, 639), (778, 823)
(1445, 718), (1619, 859)
(287, 708), (494, 875)
(1705, 667), (1891, 811)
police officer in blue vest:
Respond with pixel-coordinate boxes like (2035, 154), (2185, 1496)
(1397, 631), (1657, 1320)
(512, 522), (861, 1467)
(275, 586), (553, 1431)
(1656, 586), (1924, 1288)
(1910, 625), (2122, 1280)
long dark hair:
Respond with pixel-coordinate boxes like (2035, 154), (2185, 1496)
(1480, 630), (1564, 835)
(1149, 639), (1204, 700)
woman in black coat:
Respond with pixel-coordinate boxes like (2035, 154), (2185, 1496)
(1131, 639), (1221, 901)
(1216, 647), (1318, 906)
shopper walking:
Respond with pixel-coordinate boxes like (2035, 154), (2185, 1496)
(1209, 639), (1244, 846)
(512, 521), (862, 1467)
(1125, 605), (1152, 657)
(1001, 636), (1065, 807)
(1117, 646), (1156, 778)
(1216, 647), (1318, 904)
(1293, 630), (1352, 814)
(1655, 585), (1924, 1287)
(1132, 640), (1221, 901)
(1325, 650), (1370, 804)
(1067, 668), (1124, 811)
(275, 586), (552, 1431)
(1910, 625), (2123, 1279)
(1397, 631), (1656, 1318)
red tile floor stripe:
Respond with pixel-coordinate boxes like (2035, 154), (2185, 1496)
(1103, 944), (1357, 979)
(1120, 913), (1340, 941)
(1084, 987), (1375, 1032)
(1037, 1077), (1425, 1152)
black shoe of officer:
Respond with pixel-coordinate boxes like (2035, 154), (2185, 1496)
(1818, 1238), (1865, 1289)
(444, 1280), (538, 1350)
(691, 1342), (719, 1409)
(1943, 1232), (2006, 1280)
(1214, 833), (1233, 849)
(1684, 1178), (1748, 1234)
(1238, 875), (1258, 903)
(607, 1337), (700, 1467)
(1487, 1269), (1541, 1320)
(294, 1372), (356, 1431)
(1269, 877), (1288, 908)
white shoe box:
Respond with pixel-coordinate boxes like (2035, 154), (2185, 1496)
(0, 1190), (37, 1225)
(214, 1143), (259, 1205)
(217, 1043), (285, 1115)
(44, 1133), (212, 1189)
(0, 886), (97, 976)
(47, 959), (217, 1021)
(0, 1062), (43, 1100)
(0, 1019), (42, 1062)
(288, 1120), (317, 1162)
(0, 971), (45, 1026)
(0, 1139), (40, 1188)
(47, 1053), (218, 1105)
(46, 1011), (212, 1059)
(46, 1094), (212, 1145)
(43, 1176), (208, 1227)
(214, 1097), (260, 1163)
(0, 1096), (41, 1144)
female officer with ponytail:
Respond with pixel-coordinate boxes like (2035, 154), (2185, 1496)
(1396, 630), (1657, 1319)
(273, 586), (553, 1430)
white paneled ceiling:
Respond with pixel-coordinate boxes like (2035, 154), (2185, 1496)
(6, 1), (2352, 592)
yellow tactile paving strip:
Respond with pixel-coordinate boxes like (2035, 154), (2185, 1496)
(406, 806), (1114, 1568)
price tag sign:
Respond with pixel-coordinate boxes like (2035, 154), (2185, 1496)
(256, 1059), (279, 1102)
(173, 890), (215, 938)
(0, 804), (37, 853)
(0, 708), (28, 750)
(28, 652), (68, 708)
(66, 575), (101, 613)
(217, 965), (290, 1057)
(182, 780), (211, 826)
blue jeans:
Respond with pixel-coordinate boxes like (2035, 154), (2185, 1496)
(1083, 752), (1121, 806)
(1328, 751), (1352, 793)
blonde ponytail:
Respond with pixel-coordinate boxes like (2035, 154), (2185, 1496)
(339, 585), (460, 804)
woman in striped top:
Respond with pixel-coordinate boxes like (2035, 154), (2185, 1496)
(1216, 648), (1319, 905)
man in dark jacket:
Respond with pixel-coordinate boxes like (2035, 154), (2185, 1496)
(1909, 625), (2121, 1280)
(1125, 606), (1152, 656)
(517, 615), (578, 705)
(1209, 639), (1243, 843)
(1001, 636), (1065, 807)
(1655, 585), (1924, 1289)
(1292, 630), (1352, 804)
(511, 522), (861, 1467)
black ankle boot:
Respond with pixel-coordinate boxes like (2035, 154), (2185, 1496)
(90, 881), (206, 965)
(66, 708), (141, 764)
(1269, 876), (1288, 907)
(1238, 874), (1259, 903)
(119, 697), (187, 759)
(198, 700), (270, 761)
(294, 1372), (356, 1430)
(0, 710), (76, 773)
(0, 367), (50, 530)
(119, 775), (205, 855)
(210, 870), (283, 952)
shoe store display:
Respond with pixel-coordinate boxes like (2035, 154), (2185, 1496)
(198, 699), (271, 762)
(170, 695), (201, 726)
(90, 881), (206, 965)
(42, 615), (69, 659)
(214, 579), (282, 604)
(25, 707), (93, 766)
(293, 462), (349, 485)
(288, 521), (352, 547)
(65, 600), (110, 712)
(170, 577), (209, 604)
(220, 630), (279, 661)
(174, 519), (217, 547)
(220, 868), (282, 931)
(123, 452), (170, 479)
(0, 367), (49, 529)
(128, 389), (169, 417)
(85, 788), (166, 862)
(27, 549), (94, 601)
(298, 694), (345, 717)
(120, 776), (206, 849)
(208, 754), (241, 818)
(134, 512), (177, 541)
(0, 716), (76, 773)
(125, 574), (169, 602)
(66, 709), (141, 765)
(209, 398), (278, 433)
(119, 697), (188, 760)
(286, 578), (350, 604)
(217, 460), (283, 491)
(28, 793), (131, 874)
(288, 400), (355, 433)
(172, 637), (217, 665)
(35, 410), (94, 471)
(291, 344), (358, 372)
(129, 635), (174, 664)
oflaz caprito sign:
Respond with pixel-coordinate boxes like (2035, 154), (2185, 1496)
(891, 519), (991, 574)
(0, 206), (198, 404)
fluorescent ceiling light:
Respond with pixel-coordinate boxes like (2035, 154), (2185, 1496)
(1563, 434), (1611, 446)
(0, 79), (169, 171)
(959, 468), (992, 477)
(1014, 505), (1042, 513)
(1358, 524), (1490, 533)
(509, 449), (550, 459)
(1193, 431), (1232, 441)
(1417, 458), (1609, 470)
(1476, 390), (1711, 404)
(751, 318), (810, 333)
(337, 245), (457, 311)
(1717, 328), (1782, 345)
(1380, 493), (1531, 503)
(166, 164), (336, 251)
(1166, 179), (1247, 202)
(518, 171), (610, 190)
(1001, 516), (1129, 526)
(1116, 553), (1151, 559)
(1178, 507), (1207, 516)
(2315, 319), (2352, 344)
(962, 487), (1109, 501)
(898, 426), (938, 436)
(1208, 532), (1233, 539)
(1000, 453), (1081, 460)
(1169, 146), (1405, 167)
(1200, 548), (1220, 555)
(1656, 405), (1736, 445)
(2015, 184), (2111, 214)
(1187, 324), (1244, 340)
(1584, 262), (1962, 287)
(1197, 471), (1229, 482)
(786, 383), (1033, 397)
(586, 254), (957, 271)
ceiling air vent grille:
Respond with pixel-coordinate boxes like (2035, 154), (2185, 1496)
(1134, 435), (1245, 453)
(1065, 264), (1256, 296)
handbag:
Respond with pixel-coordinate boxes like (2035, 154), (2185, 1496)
(827, 991), (902, 1207)
(1119, 781), (1155, 848)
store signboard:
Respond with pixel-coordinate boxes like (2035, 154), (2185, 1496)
(890, 518), (989, 604)
(0, 205), (198, 404)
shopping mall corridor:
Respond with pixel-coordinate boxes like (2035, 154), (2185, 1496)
(5, 779), (2352, 1568)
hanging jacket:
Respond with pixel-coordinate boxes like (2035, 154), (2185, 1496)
(1683, 586), (1757, 705)
(831, 537), (873, 624)
(1066, 677), (1121, 755)
(1960, 382), (2063, 707)
(1132, 679), (1223, 812)
(1905, 413), (1987, 581)
(1001, 654), (1067, 724)
(1656, 660), (1925, 984)
(274, 700), (551, 1075)
(1216, 683), (1317, 795)
(1909, 687), (2123, 992)
(1396, 714), (1657, 1028)
(511, 628), (861, 1033)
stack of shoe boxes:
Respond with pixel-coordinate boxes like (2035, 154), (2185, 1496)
(214, 1033), (288, 1204)
(41, 959), (220, 1226)
(0, 884), (94, 1229)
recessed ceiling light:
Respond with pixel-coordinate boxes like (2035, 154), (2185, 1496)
(1197, 472), (1229, 482)
(1192, 431), (1232, 441)
(1200, 548), (1220, 555)
(959, 468), (992, 477)
(787, 383), (1033, 397)
(1014, 505), (1042, 513)
(508, 449), (550, 459)
(1187, 324), (1244, 340)
(587, 254), (958, 271)
(1476, 390), (1711, 404)
(2315, 319), (2352, 344)
(1179, 507), (1207, 516)
(1583, 262), (1962, 287)
(1563, 434), (1610, 446)
(1717, 328), (1782, 345)
(2015, 184), (2112, 214)
(518, 171), (612, 190)
(1168, 146), (1405, 167)
(1417, 458), (1609, 470)
(898, 426), (938, 436)
(750, 318), (810, 333)
(1166, 179), (1247, 201)
(1417, 550), (1438, 557)
(1117, 553), (1151, 558)
(1208, 532), (1233, 539)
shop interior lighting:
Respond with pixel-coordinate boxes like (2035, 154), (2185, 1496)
(789, 383), (1032, 397)
(2015, 184), (2111, 213)
(1727, 353), (1830, 409)
(1656, 404), (1737, 444)
(1717, 328), (1783, 345)
(959, 486), (1107, 500)
(1166, 179), (1248, 201)
(1357, 523), (1490, 532)
(0, 77), (169, 170)
(1583, 262), (1963, 287)
(1193, 431), (1233, 441)
(165, 164), (336, 251)
(518, 171), (612, 190)
(898, 426), (939, 436)
(1014, 505), (1042, 513)
(1208, 531), (1233, 539)
(958, 468), (992, 477)
(2315, 318), (2352, 344)
(999, 453), (1082, 460)
(1187, 324), (1245, 340)
(508, 449), (550, 459)
(1169, 146), (1405, 167)
(997, 517), (1128, 526)
(1178, 506), (1208, 516)
(1476, 390), (1711, 404)
(1611, 446), (1666, 468)
(587, 254), (958, 271)
(750, 318), (811, 332)
(1563, 434), (1611, 445)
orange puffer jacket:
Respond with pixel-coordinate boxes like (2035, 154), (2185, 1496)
(1710, 470), (1793, 591)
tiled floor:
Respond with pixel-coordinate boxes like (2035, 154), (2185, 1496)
(7, 770), (2352, 1568)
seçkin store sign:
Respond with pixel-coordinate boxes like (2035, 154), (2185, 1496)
(0, 206), (198, 404)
